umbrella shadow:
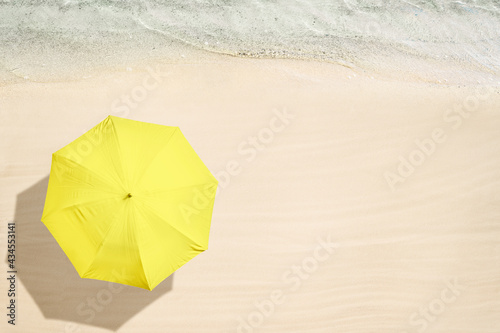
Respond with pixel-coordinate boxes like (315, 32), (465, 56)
(12, 176), (174, 331)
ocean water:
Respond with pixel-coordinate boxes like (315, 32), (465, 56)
(0, 0), (499, 84)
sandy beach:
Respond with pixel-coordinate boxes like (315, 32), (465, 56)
(1, 52), (499, 333)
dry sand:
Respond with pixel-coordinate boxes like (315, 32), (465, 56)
(1, 56), (500, 333)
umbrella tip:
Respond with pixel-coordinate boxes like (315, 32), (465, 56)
(127, 193), (132, 198)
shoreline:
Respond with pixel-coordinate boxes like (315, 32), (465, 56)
(2, 51), (500, 89)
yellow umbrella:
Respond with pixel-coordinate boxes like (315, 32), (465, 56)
(41, 116), (218, 290)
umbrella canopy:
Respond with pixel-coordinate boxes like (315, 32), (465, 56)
(42, 116), (218, 290)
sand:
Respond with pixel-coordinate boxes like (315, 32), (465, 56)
(1, 55), (500, 333)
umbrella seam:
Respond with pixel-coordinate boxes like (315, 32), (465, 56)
(79, 203), (127, 279)
(41, 196), (122, 223)
(141, 181), (218, 196)
(135, 198), (207, 250)
(53, 153), (124, 192)
(132, 127), (179, 188)
(132, 201), (206, 289)
(108, 116), (130, 191)
(130, 204), (152, 290)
